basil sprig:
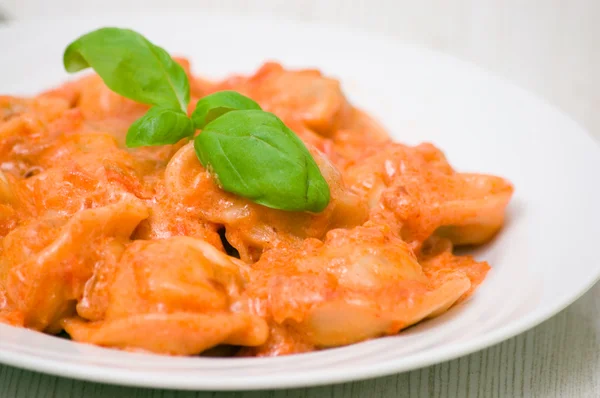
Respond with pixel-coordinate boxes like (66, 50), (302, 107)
(63, 27), (330, 212)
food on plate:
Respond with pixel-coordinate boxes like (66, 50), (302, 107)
(0, 28), (513, 356)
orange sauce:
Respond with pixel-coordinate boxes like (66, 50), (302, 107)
(0, 60), (512, 356)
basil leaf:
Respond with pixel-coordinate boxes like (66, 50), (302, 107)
(64, 27), (190, 112)
(194, 110), (330, 212)
(191, 91), (261, 129)
(126, 107), (194, 147)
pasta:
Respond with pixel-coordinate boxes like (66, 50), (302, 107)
(0, 60), (513, 356)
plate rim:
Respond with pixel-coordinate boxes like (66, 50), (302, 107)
(1, 273), (599, 391)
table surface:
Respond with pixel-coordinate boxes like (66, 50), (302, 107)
(0, 1), (599, 397)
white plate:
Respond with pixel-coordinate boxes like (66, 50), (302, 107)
(0, 13), (599, 391)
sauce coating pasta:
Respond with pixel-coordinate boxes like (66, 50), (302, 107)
(0, 60), (513, 356)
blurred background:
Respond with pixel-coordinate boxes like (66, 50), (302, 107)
(0, 0), (598, 136)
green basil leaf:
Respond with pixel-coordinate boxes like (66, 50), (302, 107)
(191, 91), (261, 129)
(64, 27), (190, 112)
(126, 107), (194, 147)
(194, 110), (330, 212)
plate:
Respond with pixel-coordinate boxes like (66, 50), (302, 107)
(0, 13), (599, 391)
